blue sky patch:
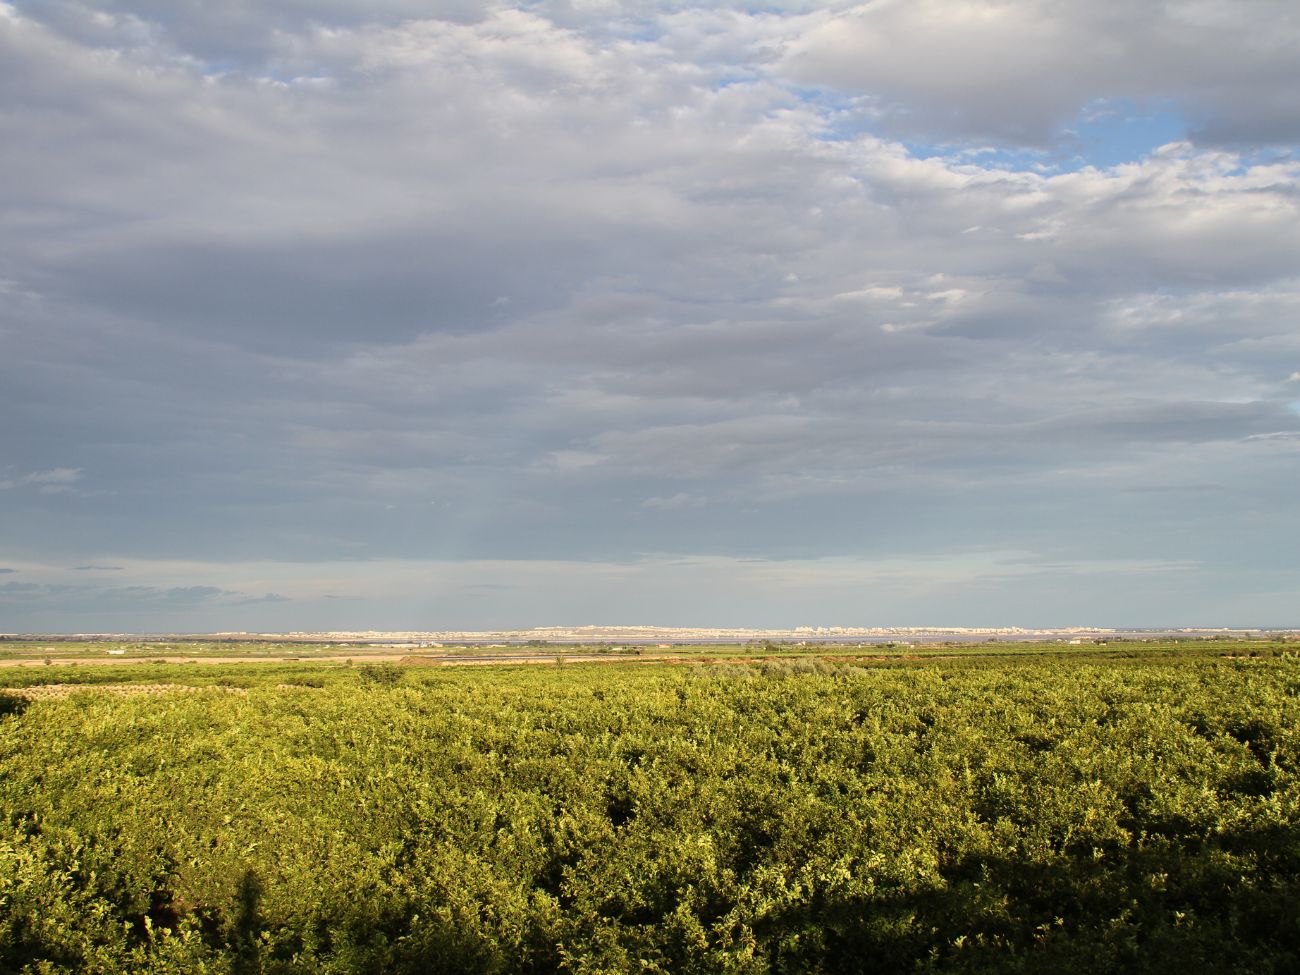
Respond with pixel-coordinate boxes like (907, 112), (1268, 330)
(1058, 99), (1189, 169)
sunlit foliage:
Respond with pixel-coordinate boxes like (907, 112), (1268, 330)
(2, 655), (1298, 973)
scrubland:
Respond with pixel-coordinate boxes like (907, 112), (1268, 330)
(1, 644), (1297, 973)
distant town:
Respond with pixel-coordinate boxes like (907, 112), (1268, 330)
(3, 625), (1294, 646)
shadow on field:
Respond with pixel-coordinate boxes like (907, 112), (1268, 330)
(232, 869), (264, 975)
(0, 691), (29, 717)
(749, 822), (1300, 975)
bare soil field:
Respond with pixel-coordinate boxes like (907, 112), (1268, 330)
(0, 652), (414, 668)
(10, 682), (248, 699)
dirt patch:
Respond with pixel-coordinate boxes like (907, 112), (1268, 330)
(0, 653), (413, 669)
(12, 683), (248, 700)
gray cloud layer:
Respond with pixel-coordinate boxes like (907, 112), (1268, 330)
(1, 2), (1297, 628)
(784, 0), (1300, 145)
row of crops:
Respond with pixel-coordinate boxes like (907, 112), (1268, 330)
(1, 651), (1298, 973)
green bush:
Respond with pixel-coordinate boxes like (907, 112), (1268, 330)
(357, 663), (405, 687)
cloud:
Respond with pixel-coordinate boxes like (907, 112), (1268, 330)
(0, 581), (42, 594)
(0, 580), (256, 608)
(781, 0), (1300, 147)
(642, 492), (707, 510)
(23, 467), (81, 484)
(0, 549), (1292, 631)
(0, 2), (1296, 627)
(0, 468), (84, 493)
(0, 568), (16, 574)
(232, 592), (292, 605)
(72, 564), (124, 571)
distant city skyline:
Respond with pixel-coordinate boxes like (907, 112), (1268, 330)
(2, 1), (1298, 631)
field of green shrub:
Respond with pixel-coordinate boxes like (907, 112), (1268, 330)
(2, 651), (1298, 973)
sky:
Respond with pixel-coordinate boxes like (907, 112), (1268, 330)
(2, 0), (1299, 632)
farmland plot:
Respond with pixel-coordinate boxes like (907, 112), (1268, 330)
(1, 655), (1297, 973)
